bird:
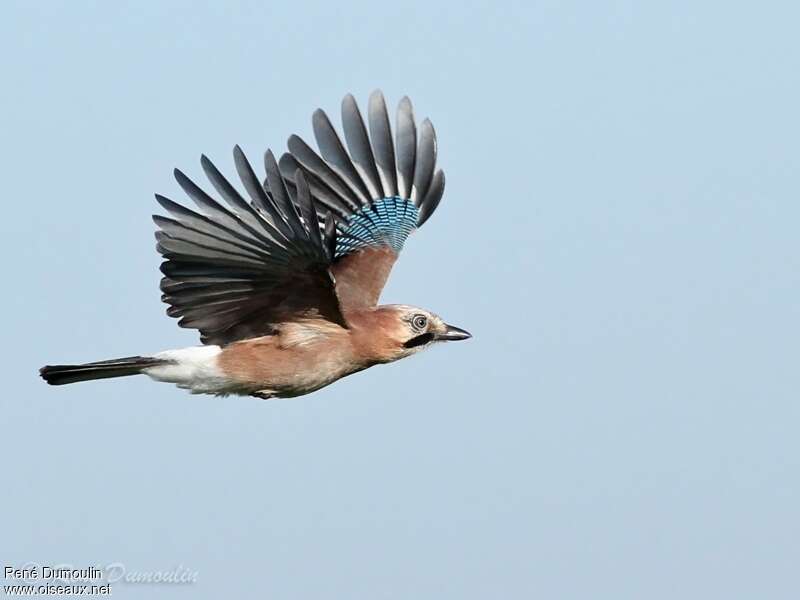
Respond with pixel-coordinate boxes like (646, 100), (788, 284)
(39, 91), (471, 399)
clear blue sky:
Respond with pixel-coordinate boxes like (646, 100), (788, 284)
(2, 1), (799, 598)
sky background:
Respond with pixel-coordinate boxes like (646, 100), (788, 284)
(2, 1), (799, 598)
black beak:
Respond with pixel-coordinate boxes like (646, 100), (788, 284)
(435, 324), (472, 342)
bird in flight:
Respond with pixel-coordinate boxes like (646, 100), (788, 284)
(40, 91), (471, 399)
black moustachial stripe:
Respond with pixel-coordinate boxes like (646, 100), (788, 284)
(403, 332), (435, 349)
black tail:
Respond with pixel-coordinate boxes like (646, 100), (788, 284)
(39, 356), (167, 386)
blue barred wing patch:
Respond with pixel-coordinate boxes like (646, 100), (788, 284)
(335, 196), (419, 258)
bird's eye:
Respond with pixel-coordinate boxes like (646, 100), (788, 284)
(412, 314), (428, 331)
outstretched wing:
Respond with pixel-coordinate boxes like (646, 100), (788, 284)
(280, 91), (445, 311)
(155, 148), (346, 346)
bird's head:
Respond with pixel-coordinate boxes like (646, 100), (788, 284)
(364, 304), (471, 362)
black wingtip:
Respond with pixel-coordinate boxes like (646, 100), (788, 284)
(342, 92), (357, 107)
(173, 168), (192, 189)
(264, 148), (277, 166)
(154, 193), (172, 210)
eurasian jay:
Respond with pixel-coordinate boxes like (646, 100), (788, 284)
(40, 91), (471, 399)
